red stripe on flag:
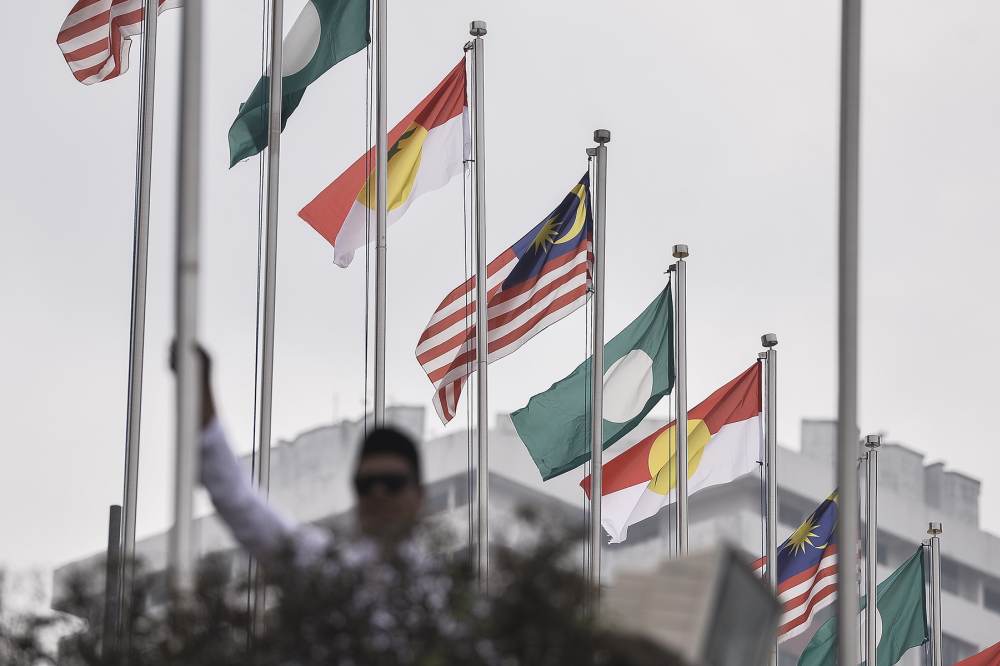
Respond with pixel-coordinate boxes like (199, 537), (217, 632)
(489, 284), (589, 351)
(780, 564), (838, 612)
(777, 556), (838, 594)
(67, 0), (108, 13)
(418, 255), (588, 369)
(417, 270), (507, 348)
(488, 263), (590, 329)
(424, 278), (588, 384)
(777, 579), (838, 636)
(59, 11), (113, 44)
(57, 0), (177, 84)
(63, 38), (111, 62)
(486, 249), (586, 307)
(422, 249), (518, 322)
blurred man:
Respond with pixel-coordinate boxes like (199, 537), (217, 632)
(180, 346), (425, 567)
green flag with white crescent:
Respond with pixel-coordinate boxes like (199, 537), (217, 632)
(228, 0), (370, 166)
(798, 547), (928, 666)
(511, 285), (674, 480)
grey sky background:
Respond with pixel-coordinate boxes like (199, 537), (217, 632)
(2, 0), (998, 573)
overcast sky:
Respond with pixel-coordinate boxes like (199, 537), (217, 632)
(2, 0), (999, 573)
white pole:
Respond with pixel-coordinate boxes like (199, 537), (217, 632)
(673, 244), (689, 555)
(865, 434), (881, 665)
(836, 0), (863, 662)
(171, 0), (204, 595)
(469, 19), (489, 591)
(928, 522), (943, 666)
(251, 0), (284, 632)
(589, 129), (610, 598)
(373, 0), (388, 427)
(121, 0), (160, 624)
(762, 333), (779, 666)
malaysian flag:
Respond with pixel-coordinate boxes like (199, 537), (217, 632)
(417, 173), (593, 424)
(752, 491), (840, 642)
(57, 0), (180, 85)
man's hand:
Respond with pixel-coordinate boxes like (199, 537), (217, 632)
(169, 341), (217, 429)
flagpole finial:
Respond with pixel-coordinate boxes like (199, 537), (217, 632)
(864, 434), (882, 449)
(761, 333), (778, 348)
(672, 244), (689, 259)
(928, 522), (943, 536)
(594, 129), (611, 144)
(470, 20), (487, 37)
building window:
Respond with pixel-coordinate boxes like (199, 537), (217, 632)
(941, 633), (977, 664)
(778, 501), (806, 529)
(940, 557), (960, 596)
(985, 585), (1000, 615)
(876, 541), (889, 565)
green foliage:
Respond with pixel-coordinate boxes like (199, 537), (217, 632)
(1, 516), (683, 666)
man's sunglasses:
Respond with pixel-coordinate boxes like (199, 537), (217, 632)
(353, 473), (414, 497)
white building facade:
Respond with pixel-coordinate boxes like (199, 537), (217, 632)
(55, 408), (1000, 664)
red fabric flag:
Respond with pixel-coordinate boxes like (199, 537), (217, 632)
(955, 642), (1000, 666)
(57, 0), (180, 85)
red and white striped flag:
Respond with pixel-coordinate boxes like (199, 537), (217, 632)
(417, 174), (593, 424)
(57, 0), (180, 85)
(751, 492), (840, 642)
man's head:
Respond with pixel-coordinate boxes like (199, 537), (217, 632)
(353, 427), (423, 537)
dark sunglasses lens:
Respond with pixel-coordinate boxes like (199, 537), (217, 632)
(383, 476), (407, 492)
(354, 474), (411, 496)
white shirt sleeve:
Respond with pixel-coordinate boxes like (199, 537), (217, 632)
(200, 418), (331, 567)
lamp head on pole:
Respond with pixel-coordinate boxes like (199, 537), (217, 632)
(864, 434), (882, 449)
(469, 20), (487, 37)
(672, 244), (689, 259)
(761, 333), (778, 348)
(593, 129), (611, 144)
(928, 522), (943, 536)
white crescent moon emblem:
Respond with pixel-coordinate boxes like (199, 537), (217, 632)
(554, 183), (588, 245)
(281, 2), (322, 77)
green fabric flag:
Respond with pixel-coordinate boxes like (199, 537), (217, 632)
(511, 285), (674, 480)
(798, 548), (929, 666)
(228, 0), (370, 166)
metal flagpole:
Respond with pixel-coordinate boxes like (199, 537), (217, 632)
(672, 244), (689, 555)
(928, 522), (943, 666)
(102, 505), (122, 657)
(762, 333), (778, 666)
(588, 129), (610, 598)
(171, 0), (204, 595)
(251, 0), (284, 632)
(373, 0), (388, 427)
(121, 0), (160, 627)
(836, 0), (863, 662)
(469, 19), (490, 591)
(865, 434), (881, 665)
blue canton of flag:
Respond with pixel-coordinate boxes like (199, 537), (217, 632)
(503, 172), (594, 289)
(417, 172), (594, 423)
(753, 491), (840, 642)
